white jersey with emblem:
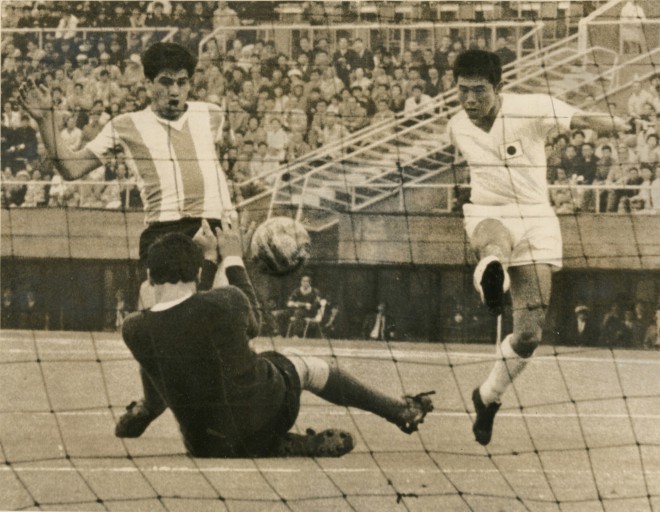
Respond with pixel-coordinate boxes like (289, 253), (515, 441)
(86, 101), (231, 223)
(448, 93), (578, 206)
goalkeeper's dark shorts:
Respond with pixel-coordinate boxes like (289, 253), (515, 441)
(236, 351), (303, 457)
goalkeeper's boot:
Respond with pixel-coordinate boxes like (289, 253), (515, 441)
(396, 391), (435, 434)
(115, 400), (159, 438)
(473, 256), (510, 316)
(273, 428), (354, 458)
(471, 388), (500, 446)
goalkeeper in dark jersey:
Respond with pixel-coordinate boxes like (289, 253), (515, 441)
(115, 219), (434, 458)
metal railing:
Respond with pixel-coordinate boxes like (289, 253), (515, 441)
(1, 26), (179, 49)
(265, 43), (621, 226)
(199, 20), (543, 61)
(2, 181), (656, 215)
(0, 180), (141, 210)
(237, 21), (547, 207)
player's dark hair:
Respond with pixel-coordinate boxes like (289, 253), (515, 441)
(147, 233), (203, 285)
(453, 50), (502, 87)
(142, 42), (196, 81)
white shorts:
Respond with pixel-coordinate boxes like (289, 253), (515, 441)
(463, 203), (563, 268)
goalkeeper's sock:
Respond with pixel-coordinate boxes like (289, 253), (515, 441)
(317, 366), (407, 426)
(479, 334), (531, 405)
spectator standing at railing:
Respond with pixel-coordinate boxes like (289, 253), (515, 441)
(55, 7), (79, 41)
(213, 1), (240, 44)
(630, 165), (656, 212)
(620, 0), (647, 55)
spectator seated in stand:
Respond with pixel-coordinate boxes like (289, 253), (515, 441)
(286, 275), (323, 338)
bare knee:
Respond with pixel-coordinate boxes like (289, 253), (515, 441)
(471, 219), (512, 261)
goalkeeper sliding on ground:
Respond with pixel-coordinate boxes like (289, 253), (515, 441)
(115, 219), (433, 458)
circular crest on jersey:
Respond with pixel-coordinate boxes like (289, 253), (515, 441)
(250, 217), (311, 275)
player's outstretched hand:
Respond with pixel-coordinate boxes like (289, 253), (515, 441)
(193, 219), (219, 262)
(17, 79), (52, 122)
(216, 214), (243, 260)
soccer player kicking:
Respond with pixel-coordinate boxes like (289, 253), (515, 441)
(18, 42), (232, 262)
(115, 219), (434, 458)
(447, 50), (627, 446)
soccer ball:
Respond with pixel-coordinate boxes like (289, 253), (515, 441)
(250, 217), (311, 275)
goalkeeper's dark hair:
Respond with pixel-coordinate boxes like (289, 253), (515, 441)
(453, 50), (502, 87)
(147, 233), (203, 285)
(142, 42), (197, 81)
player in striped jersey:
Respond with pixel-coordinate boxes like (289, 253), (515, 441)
(447, 50), (627, 446)
(19, 42), (231, 261)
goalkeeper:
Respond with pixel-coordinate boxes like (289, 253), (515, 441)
(115, 219), (433, 458)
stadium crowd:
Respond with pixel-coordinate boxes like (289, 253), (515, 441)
(1, 0), (521, 208)
(1, 1), (659, 213)
(546, 74), (660, 214)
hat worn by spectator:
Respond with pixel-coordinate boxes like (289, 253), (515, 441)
(575, 305), (589, 314)
(76, 54), (88, 62)
(126, 54), (141, 64)
(100, 52), (110, 61)
(288, 69), (302, 78)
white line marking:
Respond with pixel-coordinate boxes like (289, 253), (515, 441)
(0, 466), (658, 476)
(2, 410), (659, 420)
(2, 344), (659, 366)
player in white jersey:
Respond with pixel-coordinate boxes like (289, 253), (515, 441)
(447, 50), (627, 445)
(19, 42), (231, 261)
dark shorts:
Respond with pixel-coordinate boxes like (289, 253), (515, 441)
(139, 218), (222, 262)
(239, 351), (302, 457)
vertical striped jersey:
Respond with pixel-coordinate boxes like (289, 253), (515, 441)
(86, 102), (232, 223)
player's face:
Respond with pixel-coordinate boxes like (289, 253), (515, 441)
(457, 77), (501, 122)
(148, 69), (191, 121)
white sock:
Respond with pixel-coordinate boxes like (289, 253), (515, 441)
(479, 334), (531, 405)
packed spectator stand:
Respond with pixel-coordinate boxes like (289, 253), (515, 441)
(1, 1), (658, 213)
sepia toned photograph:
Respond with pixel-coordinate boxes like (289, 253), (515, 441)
(1, 1), (659, 510)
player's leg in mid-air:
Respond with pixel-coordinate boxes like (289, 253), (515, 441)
(470, 218), (513, 316)
(469, 212), (554, 445)
(272, 354), (435, 457)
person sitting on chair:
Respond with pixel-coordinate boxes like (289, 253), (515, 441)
(287, 275), (322, 337)
(363, 301), (396, 341)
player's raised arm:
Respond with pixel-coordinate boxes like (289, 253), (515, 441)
(215, 216), (261, 336)
(18, 80), (101, 180)
(192, 219), (221, 292)
(570, 110), (629, 136)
